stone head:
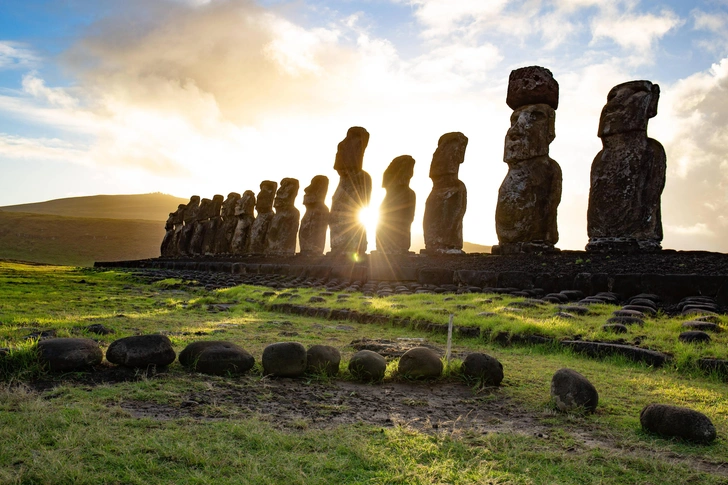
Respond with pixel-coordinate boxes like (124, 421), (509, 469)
(429, 132), (468, 180)
(506, 66), (559, 110)
(183, 196), (200, 223)
(334, 126), (370, 174)
(504, 103), (555, 162)
(196, 198), (212, 221)
(303, 175), (329, 206)
(235, 190), (256, 216)
(210, 194), (224, 217)
(256, 181), (278, 213)
(598, 80), (660, 137)
(274, 178), (300, 210)
(172, 204), (186, 224)
(221, 192), (241, 217)
(383, 155), (415, 189)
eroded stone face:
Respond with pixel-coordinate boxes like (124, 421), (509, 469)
(248, 181), (278, 254)
(266, 178), (300, 255)
(428, 132), (468, 180)
(214, 192), (241, 254)
(598, 81), (659, 137)
(504, 104), (555, 162)
(299, 175), (330, 256)
(334, 126), (370, 173)
(377, 155), (416, 254)
(231, 190), (256, 254)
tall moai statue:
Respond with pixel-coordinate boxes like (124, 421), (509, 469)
(160, 204), (184, 257)
(248, 180), (278, 254)
(214, 192), (241, 255)
(299, 175), (330, 256)
(178, 195), (200, 256)
(231, 190), (256, 254)
(201, 194), (224, 255)
(329, 127), (372, 256)
(423, 132), (468, 254)
(266, 178), (301, 255)
(376, 155), (416, 254)
(494, 66), (562, 255)
(586, 81), (666, 252)
(189, 197), (212, 256)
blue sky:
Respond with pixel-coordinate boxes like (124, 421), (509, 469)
(1, 0), (728, 251)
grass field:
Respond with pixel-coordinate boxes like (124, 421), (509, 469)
(0, 261), (726, 484)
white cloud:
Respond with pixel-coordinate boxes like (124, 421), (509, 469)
(0, 41), (39, 70)
(0, 133), (89, 163)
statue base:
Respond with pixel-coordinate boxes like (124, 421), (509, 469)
(491, 242), (559, 255)
(419, 248), (466, 256)
(586, 237), (662, 253)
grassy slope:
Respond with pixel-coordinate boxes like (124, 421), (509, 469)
(0, 212), (163, 266)
(0, 262), (726, 484)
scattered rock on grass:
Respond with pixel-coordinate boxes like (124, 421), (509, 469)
(550, 368), (598, 413)
(602, 324), (628, 334)
(349, 350), (386, 382)
(306, 344), (341, 376)
(262, 342), (307, 377)
(678, 331), (711, 344)
(37, 338), (103, 371)
(106, 334), (176, 368)
(681, 321), (720, 332)
(179, 341), (255, 375)
(461, 353), (503, 386)
(85, 323), (114, 335)
(398, 347), (443, 379)
(640, 404), (716, 443)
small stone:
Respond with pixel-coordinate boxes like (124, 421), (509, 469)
(85, 323), (114, 335)
(622, 305), (656, 315)
(612, 309), (644, 318)
(348, 350), (386, 382)
(179, 341), (254, 375)
(550, 368), (598, 413)
(309, 296), (326, 303)
(558, 305), (589, 315)
(306, 345), (341, 376)
(682, 308), (716, 317)
(678, 331), (711, 344)
(555, 312), (575, 319)
(398, 347), (443, 379)
(106, 335), (176, 368)
(262, 342), (307, 377)
(607, 316), (643, 326)
(681, 321), (720, 332)
(37, 338), (103, 372)
(640, 404), (716, 443)
(461, 353), (503, 386)
(602, 324), (628, 334)
(628, 298), (657, 310)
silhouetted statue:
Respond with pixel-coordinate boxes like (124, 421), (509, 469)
(189, 198), (212, 256)
(214, 192), (241, 254)
(266, 178), (300, 255)
(161, 204), (184, 257)
(178, 195), (200, 256)
(423, 132), (468, 254)
(376, 155), (416, 254)
(587, 80), (666, 252)
(248, 181), (278, 254)
(329, 127), (372, 256)
(495, 66), (562, 254)
(299, 175), (330, 256)
(231, 190), (256, 254)
(201, 194), (223, 255)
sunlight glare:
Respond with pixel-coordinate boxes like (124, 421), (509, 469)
(359, 206), (379, 242)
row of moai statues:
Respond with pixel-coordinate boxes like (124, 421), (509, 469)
(161, 65), (666, 257)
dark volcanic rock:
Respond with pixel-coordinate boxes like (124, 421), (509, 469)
(348, 349), (386, 382)
(506, 66), (559, 110)
(681, 321), (721, 332)
(640, 403), (716, 443)
(106, 335), (176, 368)
(397, 346), (442, 379)
(299, 175), (330, 256)
(214, 192), (241, 254)
(262, 341), (307, 377)
(461, 352), (504, 386)
(678, 331), (711, 344)
(602, 323), (628, 333)
(231, 190), (256, 255)
(376, 155), (416, 254)
(306, 344), (341, 376)
(266, 178), (300, 256)
(37, 338), (103, 372)
(248, 181), (278, 254)
(550, 368), (598, 413)
(179, 341), (255, 375)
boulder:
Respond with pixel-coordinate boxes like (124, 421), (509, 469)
(678, 331), (711, 344)
(306, 344), (341, 376)
(37, 338), (103, 372)
(348, 350), (386, 382)
(550, 368), (598, 413)
(397, 347), (443, 379)
(640, 404), (716, 443)
(179, 341), (255, 375)
(106, 334), (176, 368)
(461, 352), (504, 386)
(262, 342), (307, 377)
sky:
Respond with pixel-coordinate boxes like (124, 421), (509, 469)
(1, 0), (728, 252)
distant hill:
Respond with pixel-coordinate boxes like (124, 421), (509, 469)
(0, 193), (187, 222)
(0, 211), (163, 267)
(410, 233), (491, 254)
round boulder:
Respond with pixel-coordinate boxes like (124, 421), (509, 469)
(262, 342), (307, 377)
(461, 352), (504, 386)
(106, 334), (176, 368)
(348, 350), (386, 382)
(602, 323), (628, 334)
(640, 404), (716, 443)
(679, 331), (711, 344)
(550, 368), (598, 413)
(306, 344), (341, 377)
(179, 341), (255, 375)
(37, 338), (102, 372)
(398, 347), (443, 379)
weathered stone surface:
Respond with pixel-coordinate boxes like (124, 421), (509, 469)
(330, 127), (372, 256)
(306, 344), (341, 376)
(550, 368), (598, 413)
(587, 81), (666, 252)
(506, 66), (559, 110)
(397, 346), (442, 378)
(262, 341), (307, 377)
(679, 331), (711, 344)
(37, 338), (103, 372)
(189, 197), (211, 256)
(177, 195), (200, 256)
(461, 352), (503, 385)
(214, 192), (241, 254)
(681, 321), (720, 332)
(266, 178), (300, 256)
(200, 194), (223, 255)
(299, 175), (330, 256)
(248, 181), (278, 254)
(348, 349), (386, 382)
(561, 340), (670, 367)
(423, 132), (468, 253)
(179, 340), (255, 375)
(161, 204), (185, 257)
(106, 334), (176, 368)
(640, 404), (716, 443)
(602, 323), (628, 333)
(376, 155), (416, 254)
(231, 190), (256, 254)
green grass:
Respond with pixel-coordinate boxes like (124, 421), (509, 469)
(0, 261), (727, 484)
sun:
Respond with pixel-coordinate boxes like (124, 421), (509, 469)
(358, 206), (379, 239)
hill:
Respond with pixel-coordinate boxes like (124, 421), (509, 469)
(0, 211), (163, 266)
(0, 193), (187, 221)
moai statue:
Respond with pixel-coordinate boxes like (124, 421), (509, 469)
(160, 206), (179, 257)
(423, 132), (468, 254)
(163, 204), (186, 257)
(214, 192), (241, 255)
(265, 178), (300, 255)
(189, 197), (212, 256)
(231, 190), (256, 254)
(376, 155), (416, 254)
(329, 127), (372, 256)
(248, 181), (278, 254)
(299, 175), (330, 256)
(201, 194), (224, 255)
(586, 81), (666, 252)
(177, 195), (200, 256)
(494, 66), (562, 255)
